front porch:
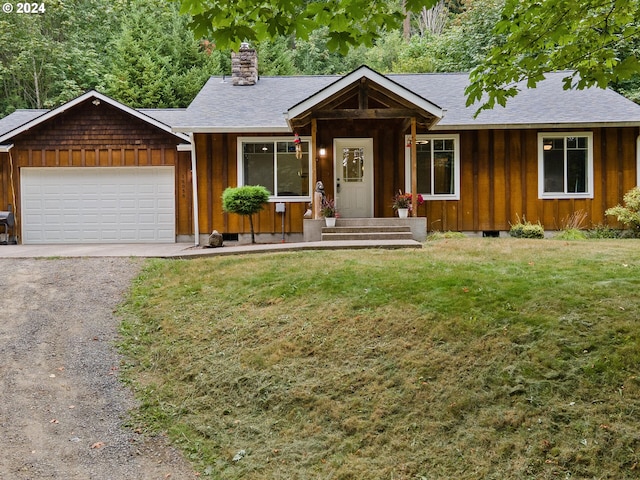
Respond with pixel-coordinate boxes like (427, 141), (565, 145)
(286, 66), (443, 222)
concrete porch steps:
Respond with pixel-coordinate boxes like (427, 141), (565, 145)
(304, 217), (426, 248)
(321, 218), (414, 242)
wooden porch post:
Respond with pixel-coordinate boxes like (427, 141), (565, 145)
(311, 118), (319, 219)
(411, 117), (417, 216)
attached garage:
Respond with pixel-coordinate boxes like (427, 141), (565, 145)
(0, 91), (194, 245)
(21, 167), (175, 244)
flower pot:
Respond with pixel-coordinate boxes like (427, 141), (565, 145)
(397, 208), (409, 219)
(325, 217), (337, 227)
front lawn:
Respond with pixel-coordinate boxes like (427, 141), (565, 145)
(118, 239), (640, 479)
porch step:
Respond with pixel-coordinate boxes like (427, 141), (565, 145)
(322, 231), (414, 241)
(321, 218), (414, 242)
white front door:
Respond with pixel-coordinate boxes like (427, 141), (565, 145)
(334, 138), (374, 218)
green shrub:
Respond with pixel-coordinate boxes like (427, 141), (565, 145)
(222, 185), (270, 243)
(586, 224), (623, 239)
(555, 228), (587, 240)
(605, 187), (640, 233)
(509, 216), (545, 239)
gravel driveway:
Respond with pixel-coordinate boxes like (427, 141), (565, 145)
(0, 258), (195, 479)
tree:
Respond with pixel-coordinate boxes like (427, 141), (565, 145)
(257, 38), (297, 76)
(466, 0), (640, 115)
(0, 0), (118, 116)
(179, 0), (440, 55)
(394, 0), (502, 73)
(105, 0), (224, 108)
(222, 186), (270, 244)
(418, 0), (448, 36)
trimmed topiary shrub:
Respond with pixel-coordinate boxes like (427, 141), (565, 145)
(222, 185), (270, 244)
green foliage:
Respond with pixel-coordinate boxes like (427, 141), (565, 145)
(466, 0), (640, 115)
(291, 28), (350, 75)
(222, 185), (270, 216)
(554, 228), (587, 241)
(222, 186), (270, 243)
(393, 35), (438, 72)
(104, 0), (223, 108)
(179, 0), (440, 55)
(320, 197), (337, 218)
(605, 186), (640, 233)
(509, 216), (545, 239)
(0, 0), (118, 115)
(256, 37), (296, 76)
(586, 224), (623, 239)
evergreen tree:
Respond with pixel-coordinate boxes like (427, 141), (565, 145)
(104, 0), (223, 108)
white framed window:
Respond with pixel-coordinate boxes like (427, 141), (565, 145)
(405, 134), (460, 200)
(538, 132), (594, 199)
(237, 136), (311, 200)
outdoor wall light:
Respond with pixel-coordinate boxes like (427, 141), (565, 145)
(319, 147), (327, 157)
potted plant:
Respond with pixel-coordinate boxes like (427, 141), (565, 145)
(321, 197), (338, 227)
(392, 190), (423, 218)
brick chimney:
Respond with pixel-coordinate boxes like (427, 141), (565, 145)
(231, 42), (258, 86)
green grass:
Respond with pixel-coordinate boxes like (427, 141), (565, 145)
(118, 239), (640, 479)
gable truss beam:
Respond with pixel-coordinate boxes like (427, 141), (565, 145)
(359, 78), (369, 110)
(312, 108), (432, 120)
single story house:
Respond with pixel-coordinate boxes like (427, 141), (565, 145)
(1, 44), (640, 244)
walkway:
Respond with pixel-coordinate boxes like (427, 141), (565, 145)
(0, 239), (422, 259)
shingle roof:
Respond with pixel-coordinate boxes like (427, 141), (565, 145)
(175, 69), (640, 132)
(138, 108), (188, 128)
(0, 109), (48, 138)
(177, 75), (339, 132)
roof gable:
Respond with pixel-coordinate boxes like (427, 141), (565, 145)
(0, 91), (190, 145)
(286, 66), (444, 130)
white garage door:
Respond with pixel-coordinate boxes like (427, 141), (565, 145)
(21, 167), (175, 244)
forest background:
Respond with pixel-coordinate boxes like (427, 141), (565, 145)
(1, 0), (639, 119)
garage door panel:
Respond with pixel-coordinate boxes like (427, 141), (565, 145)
(21, 167), (175, 244)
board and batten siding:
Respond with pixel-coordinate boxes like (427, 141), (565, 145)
(425, 127), (639, 232)
(194, 126), (638, 237)
(194, 132), (308, 238)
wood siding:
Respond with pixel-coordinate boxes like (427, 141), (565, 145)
(0, 100), (193, 240)
(195, 132), (307, 237)
(423, 128), (639, 232)
(196, 125), (638, 236)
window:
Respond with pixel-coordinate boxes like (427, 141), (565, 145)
(538, 132), (593, 199)
(238, 137), (310, 199)
(405, 134), (460, 200)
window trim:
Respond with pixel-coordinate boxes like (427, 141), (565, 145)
(538, 132), (594, 199)
(404, 134), (460, 200)
(237, 136), (312, 202)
